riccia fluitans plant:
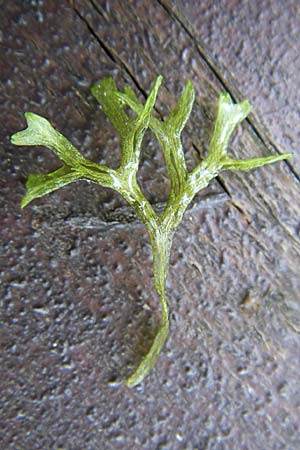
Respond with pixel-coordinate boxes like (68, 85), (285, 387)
(11, 76), (291, 387)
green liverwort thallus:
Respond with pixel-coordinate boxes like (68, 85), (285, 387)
(11, 76), (291, 387)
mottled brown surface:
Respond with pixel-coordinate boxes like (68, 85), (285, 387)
(1, 1), (300, 449)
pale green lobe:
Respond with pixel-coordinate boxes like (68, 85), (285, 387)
(120, 75), (163, 167)
(207, 93), (252, 164)
(11, 77), (291, 387)
(11, 112), (87, 167)
(91, 77), (131, 139)
(165, 80), (195, 134)
(220, 153), (291, 171)
(20, 166), (81, 208)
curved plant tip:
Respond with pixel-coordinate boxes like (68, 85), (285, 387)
(11, 77), (291, 387)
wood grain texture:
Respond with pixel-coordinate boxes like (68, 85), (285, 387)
(1, 1), (300, 449)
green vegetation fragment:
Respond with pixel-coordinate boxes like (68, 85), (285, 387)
(11, 76), (291, 387)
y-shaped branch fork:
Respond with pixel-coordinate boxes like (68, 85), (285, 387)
(11, 76), (291, 386)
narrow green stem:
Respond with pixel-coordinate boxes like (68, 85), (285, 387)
(126, 229), (174, 387)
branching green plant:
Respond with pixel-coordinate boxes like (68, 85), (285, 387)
(11, 76), (291, 387)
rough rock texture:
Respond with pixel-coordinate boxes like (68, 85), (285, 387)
(1, 1), (300, 449)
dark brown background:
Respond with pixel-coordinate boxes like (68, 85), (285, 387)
(1, 1), (300, 449)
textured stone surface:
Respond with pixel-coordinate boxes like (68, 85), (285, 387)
(1, 1), (300, 449)
(172, 0), (300, 176)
